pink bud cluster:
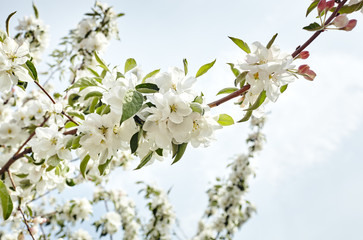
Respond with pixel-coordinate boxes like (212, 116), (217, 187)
(317, 0), (335, 14)
(296, 51), (316, 81)
(333, 14), (357, 31)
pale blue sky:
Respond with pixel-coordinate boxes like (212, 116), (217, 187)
(1, 1), (363, 239)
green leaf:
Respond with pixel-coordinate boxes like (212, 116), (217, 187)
(0, 30), (6, 42)
(32, 2), (39, 18)
(47, 155), (61, 167)
(67, 111), (85, 120)
(80, 155), (90, 178)
(238, 110), (253, 122)
(217, 114), (234, 126)
(121, 90), (144, 123)
(306, 0), (319, 17)
(135, 83), (159, 93)
(227, 63), (240, 77)
(71, 135), (82, 149)
(190, 102), (204, 114)
(65, 121), (77, 129)
(5, 11), (16, 36)
(235, 71), (248, 87)
(142, 69), (160, 82)
(117, 13), (125, 17)
(67, 77), (99, 91)
(155, 148), (163, 156)
(303, 22), (323, 31)
(94, 51), (109, 71)
(87, 68), (100, 77)
(117, 71), (124, 79)
(135, 151), (153, 170)
(0, 180), (13, 220)
(280, 84), (288, 93)
(84, 91), (103, 100)
(266, 33), (278, 49)
(183, 58), (188, 76)
(130, 132), (139, 154)
(194, 93), (204, 104)
(98, 157), (112, 175)
(245, 90), (266, 111)
(26, 60), (38, 81)
(228, 36), (251, 53)
(89, 97), (99, 113)
(172, 143), (188, 164)
(16, 80), (28, 91)
(196, 59), (216, 78)
(336, 1), (363, 14)
(217, 87), (239, 95)
(66, 178), (76, 187)
(124, 58), (137, 73)
(68, 94), (80, 106)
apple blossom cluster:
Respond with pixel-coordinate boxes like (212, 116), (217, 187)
(193, 117), (265, 240)
(93, 187), (140, 240)
(0, 32), (32, 93)
(141, 184), (175, 240)
(14, 7), (49, 63)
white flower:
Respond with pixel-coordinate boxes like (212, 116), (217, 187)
(79, 32), (108, 52)
(70, 229), (93, 240)
(61, 198), (93, 222)
(101, 211), (121, 235)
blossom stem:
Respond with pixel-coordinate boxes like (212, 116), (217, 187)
(207, 84), (250, 108)
(0, 117), (48, 175)
(33, 81), (79, 126)
(291, 0), (348, 58)
(7, 170), (36, 240)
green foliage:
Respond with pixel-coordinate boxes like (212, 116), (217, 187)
(228, 36), (251, 53)
(0, 180), (13, 220)
(84, 91), (103, 100)
(217, 114), (234, 126)
(32, 2), (39, 18)
(266, 33), (278, 49)
(124, 58), (137, 73)
(121, 90), (144, 123)
(217, 87), (239, 95)
(227, 63), (241, 77)
(135, 83), (160, 93)
(238, 110), (253, 122)
(80, 155), (91, 178)
(142, 69), (160, 82)
(98, 157), (112, 175)
(67, 77), (100, 91)
(183, 58), (188, 76)
(306, 0), (319, 17)
(303, 22), (323, 31)
(190, 102), (204, 114)
(135, 151), (153, 170)
(195, 59), (216, 78)
(172, 143), (188, 164)
(5, 11), (16, 36)
(94, 51), (109, 71)
(245, 90), (266, 111)
(280, 84), (288, 93)
(26, 60), (38, 81)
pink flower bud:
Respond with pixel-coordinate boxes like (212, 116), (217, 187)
(298, 51), (310, 59)
(318, 0), (327, 13)
(333, 14), (349, 28)
(298, 65), (316, 81)
(342, 19), (357, 31)
(326, 0), (335, 10)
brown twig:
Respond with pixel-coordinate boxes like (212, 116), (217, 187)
(7, 170), (36, 240)
(0, 117), (49, 175)
(207, 0), (348, 108)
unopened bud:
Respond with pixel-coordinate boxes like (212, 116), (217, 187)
(318, 0), (327, 14)
(333, 14), (349, 28)
(341, 19), (357, 31)
(326, 0), (335, 10)
(298, 51), (310, 59)
(298, 65), (316, 81)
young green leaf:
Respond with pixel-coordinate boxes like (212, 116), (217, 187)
(0, 30), (6, 42)
(195, 59), (216, 78)
(183, 58), (188, 76)
(47, 155), (61, 167)
(67, 111), (85, 120)
(84, 91), (103, 100)
(67, 77), (99, 91)
(124, 58), (137, 73)
(26, 60), (38, 81)
(217, 114), (234, 126)
(238, 110), (253, 122)
(266, 33), (278, 49)
(245, 90), (266, 111)
(98, 158), (112, 175)
(0, 180), (13, 220)
(135, 151), (153, 170)
(227, 63), (241, 77)
(65, 121), (77, 129)
(172, 143), (188, 164)
(306, 0), (319, 17)
(135, 83), (159, 93)
(228, 36), (251, 53)
(235, 71), (248, 87)
(217, 87), (239, 95)
(280, 84), (288, 93)
(94, 51), (109, 71)
(190, 102), (204, 114)
(32, 2), (39, 18)
(5, 11), (16, 36)
(142, 69), (160, 82)
(130, 132), (139, 154)
(336, 1), (363, 14)
(80, 155), (91, 178)
(303, 22), (323, 31)
(121, 90), (144, 123)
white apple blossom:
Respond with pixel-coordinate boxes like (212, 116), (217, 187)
(99, 211), (122, 235)
(60, 198), (93, 222)
(70, 229), (92, 240)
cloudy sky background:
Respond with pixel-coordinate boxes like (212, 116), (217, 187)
(1, 0), (363, 239)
